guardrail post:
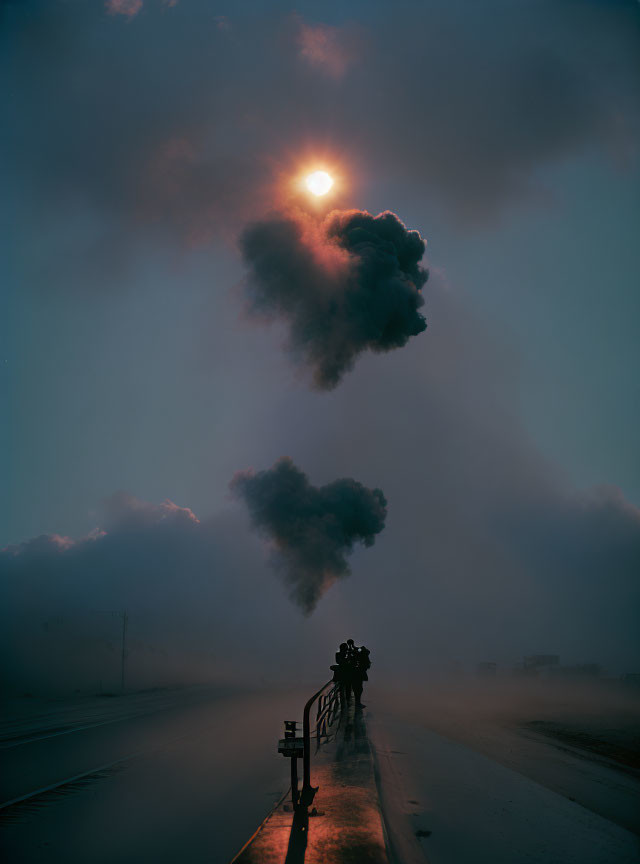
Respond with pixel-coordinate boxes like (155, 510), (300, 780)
(280, 680), (340, 811)
(301, 680), (332, 807)
(278, 720), (303, 808)
(291, 755), (299, 806)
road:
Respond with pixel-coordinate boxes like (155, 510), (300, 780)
(3, 687), (639, 863)
(0, 686), (304, 864)
(368, 707), (640, 864)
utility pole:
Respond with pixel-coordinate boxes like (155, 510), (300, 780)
(90, 609), (128, 694)
(120, 611), (128, 694)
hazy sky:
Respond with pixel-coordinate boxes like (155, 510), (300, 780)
(2, 0), (639, 685)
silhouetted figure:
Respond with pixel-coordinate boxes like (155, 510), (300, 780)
(331, 642), (352, 707)
(331, 639), (371, 709)
(353, 646), (371, 707)
(346, 638), (355, 657)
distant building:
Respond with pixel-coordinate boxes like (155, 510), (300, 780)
(514, 654), (560, 676)
(476, 662), (497, 677)
(553, 663), (602, 678)
(524, 654), (559, 670)
(550, 663), (601, 679)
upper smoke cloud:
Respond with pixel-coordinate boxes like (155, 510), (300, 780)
(240, 209), (428, 388)
(231, 457), (387, 614)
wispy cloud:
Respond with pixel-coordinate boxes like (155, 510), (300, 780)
(296, 19), (356, 79)
(105, 0), (143, 18)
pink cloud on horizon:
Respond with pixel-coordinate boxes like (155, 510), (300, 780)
(2, 494), (200, 558)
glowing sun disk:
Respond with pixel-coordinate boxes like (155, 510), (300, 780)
(306, 170), (334, 196)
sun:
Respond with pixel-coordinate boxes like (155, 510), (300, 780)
(305, 170), (334, 196)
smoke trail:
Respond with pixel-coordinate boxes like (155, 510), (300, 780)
(231, 457), (387, 613)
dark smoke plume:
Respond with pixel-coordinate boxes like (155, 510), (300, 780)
(230, 457), (387, 614)
(240, 209), (428, 389)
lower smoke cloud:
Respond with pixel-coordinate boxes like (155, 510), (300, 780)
(231, 457), (387, 614)
(240, 209), (428, 389)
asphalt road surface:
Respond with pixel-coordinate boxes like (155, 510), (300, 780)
(3, 687), (639, 863)
(1, 686), (303, 864)
(369, 707), (640, 864)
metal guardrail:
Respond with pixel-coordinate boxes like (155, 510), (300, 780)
(279, 678), (343, 810)
(302, 679), (341, 806)
(314, 681), (341, 747)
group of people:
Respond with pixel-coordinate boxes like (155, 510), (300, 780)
(330, 639), (371, 708)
